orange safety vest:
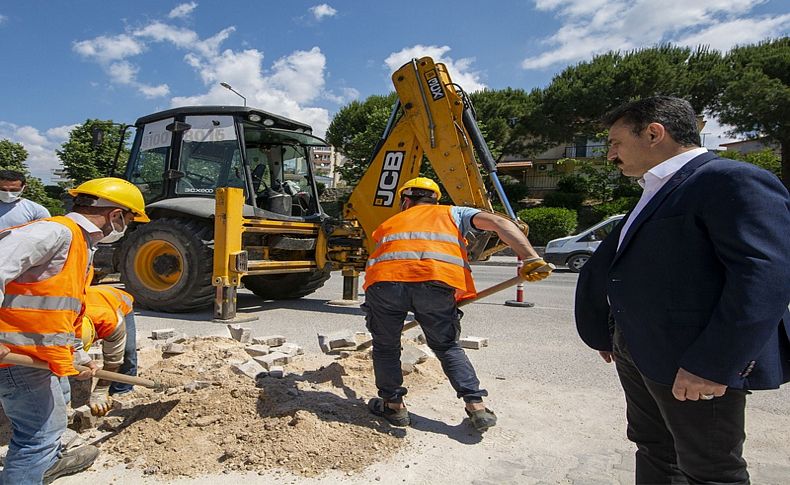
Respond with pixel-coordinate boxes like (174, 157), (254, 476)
(0, 216), (90, 376)
(84, 286), (134, 340)
(363, 205), (477, 300)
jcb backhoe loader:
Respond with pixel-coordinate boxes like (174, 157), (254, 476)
(97, 57), (523, 315)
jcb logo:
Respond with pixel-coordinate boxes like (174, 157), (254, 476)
(373, 151), (405, 207)
(425, 70), (445, 101)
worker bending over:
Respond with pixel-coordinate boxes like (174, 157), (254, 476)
(80, 284), (138, 416)
(363, 177), (552, 432)
(0, 177), (148, 484)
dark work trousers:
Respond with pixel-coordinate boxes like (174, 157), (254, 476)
(362, 281), (487, 404)
(612, 327), (749, 484)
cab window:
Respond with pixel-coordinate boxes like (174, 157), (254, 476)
(128, 118), (172, 203)
(175, 115), (245, 196)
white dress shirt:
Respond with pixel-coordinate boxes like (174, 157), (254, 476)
(617, 147), (707, 250)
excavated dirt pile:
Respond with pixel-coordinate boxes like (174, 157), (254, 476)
(99, 337), (445, 478)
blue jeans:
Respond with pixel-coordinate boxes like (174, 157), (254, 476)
(109, 312), (138, 395)
(0, 366), (70, 484)
(362, 281), (487, 404)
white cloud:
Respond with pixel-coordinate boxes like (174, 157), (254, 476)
(0, 121), (76, 183)
(168, 2), (198, 19)
(73, 34), (145, 63)
(74, 14), (338, 135)
(522, 0), (786, 70)
(0, 14), (6, 25)
(309, 4), (337, 20)
(385, 45), (487, 92)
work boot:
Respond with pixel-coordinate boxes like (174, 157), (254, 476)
(43, 444), (100, 484)
(465, 407), (497, 432)
(368, 398), (410, 427)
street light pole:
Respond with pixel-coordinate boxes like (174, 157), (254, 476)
(220, 82), (246, 107)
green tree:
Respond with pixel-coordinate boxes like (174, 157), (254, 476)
(527, 45), (725, 148)
(468, 88), (538, 161)
(719, 149), (782, 178)
(709, 38), (790, 187)
(56, 119), (131, 185)
(326, 93), (398, 186)
(0, 139), (63, 214)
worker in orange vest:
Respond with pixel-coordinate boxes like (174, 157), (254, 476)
(363, 177), (552, 432)
(0, 177), (148, 484)
(80, 284), (137, 417)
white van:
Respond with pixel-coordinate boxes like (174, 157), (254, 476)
(543, 214), (625, 272)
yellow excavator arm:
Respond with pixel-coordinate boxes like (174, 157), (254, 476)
(342, 57), (519, 257)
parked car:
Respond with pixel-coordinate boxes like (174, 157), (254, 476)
(543, 214), (625, 272)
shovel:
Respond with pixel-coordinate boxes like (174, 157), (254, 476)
(0, 352), (161, 389)
(356, 262), (555, 350)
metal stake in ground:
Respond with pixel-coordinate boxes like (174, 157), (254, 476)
(505, 258), (535, 308)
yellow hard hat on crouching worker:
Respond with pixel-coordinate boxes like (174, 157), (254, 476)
(80, 316), (96, 352)
(68, 177), (150, 223)
(398, 177), (441, 200)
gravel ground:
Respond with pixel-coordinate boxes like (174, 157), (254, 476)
(54, 262), (790, 484)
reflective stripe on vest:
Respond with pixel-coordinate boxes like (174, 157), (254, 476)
(379, 231), (464, 246)
(367, 250), (471, 270)
(0, 331), (75, 347)
(2, 294), (82, 313)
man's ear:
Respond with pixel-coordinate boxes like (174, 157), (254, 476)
(645, 123), (666, 145)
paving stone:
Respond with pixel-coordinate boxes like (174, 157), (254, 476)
(73, 405), (97, 431)
(151, 328), (176, 340)
(165, 333), (189, 344)
(459, 336), (489, 350)
(271, 342), (303, 357)
(254, 335), (287, 347)
(253, 352), (290, 370)
(227, 325), (252, 343)
(401, 362), (416, 375)
(244, 344), (271, 357)
(162, 343), (186, 355)
(317, 331), (356, 353)
(401, 345), (428, 366)
(268, 366), (285, 378)
(230, 360), (266, 380)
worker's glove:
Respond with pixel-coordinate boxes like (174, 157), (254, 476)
(89, 386), (112, 417)
(519, 257), (553, 282)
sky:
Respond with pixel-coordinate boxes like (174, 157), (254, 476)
(0, 1), (787, 183)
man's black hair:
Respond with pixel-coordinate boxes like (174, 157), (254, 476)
(602, 96), (701, 147)
(0, 170), (26, 185)
(401, 188), (439, 205)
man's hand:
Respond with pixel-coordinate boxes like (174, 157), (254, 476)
(599, 351), (614, 363)
(89, 386), (112, 416)
(0, 344), (10, 361)
(75, 360), (98, 381)
(519, 258), (553, 282)
(671, 367), (727, 401)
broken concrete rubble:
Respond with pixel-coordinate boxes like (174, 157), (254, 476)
(317, 331), (356, 353)
(230, 359), (266, 380)
(244, 344), (271, 357)
(253, 351), (290, 370)
(227, 325), (252, 343)
(254, 335), (287, 347)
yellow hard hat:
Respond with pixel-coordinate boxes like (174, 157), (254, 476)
(398, 177), (441, 200)
(69, 177), (150, 223)
(80, 316), (96, 352)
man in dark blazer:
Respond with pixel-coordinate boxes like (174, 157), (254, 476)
(575, 96), (790, 484)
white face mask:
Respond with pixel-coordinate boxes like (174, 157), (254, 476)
(98, 211), (129, 244)
(0, 190), (23, 203)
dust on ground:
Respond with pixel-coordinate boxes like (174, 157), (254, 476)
(97, 337), (445, 478)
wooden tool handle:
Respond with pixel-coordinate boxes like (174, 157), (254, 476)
(1, 352), (158, 389)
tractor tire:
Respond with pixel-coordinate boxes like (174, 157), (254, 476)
(242, 266), (332, 301)
(119, 218), (215, 312)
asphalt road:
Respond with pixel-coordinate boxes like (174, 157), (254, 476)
(64, 264), (790, 484)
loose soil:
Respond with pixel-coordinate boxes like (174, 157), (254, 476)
(97, 337), (445, 478)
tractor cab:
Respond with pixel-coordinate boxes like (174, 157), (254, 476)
(124, 106), (328, 220)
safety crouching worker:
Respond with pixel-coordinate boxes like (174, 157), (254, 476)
(0, 177), (148, 484)
(80, 284), (138, 417)
(362, 177), (552, 432)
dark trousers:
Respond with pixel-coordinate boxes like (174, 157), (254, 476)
(362, 281), (487, 404)
(613, 327), (749, 484)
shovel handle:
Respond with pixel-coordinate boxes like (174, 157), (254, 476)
(0, 352), (158, 389)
